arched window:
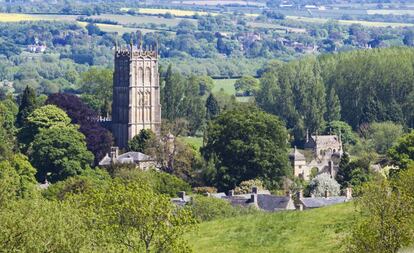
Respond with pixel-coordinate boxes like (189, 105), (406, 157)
(138, 67), (143, 85)
(145, 67), (151, 85)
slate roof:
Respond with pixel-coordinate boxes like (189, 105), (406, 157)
(223, 194), (295, 211)
(99, 151), (153, 166)
(257, 195), (294, 211)
(300, 196), (348, 208)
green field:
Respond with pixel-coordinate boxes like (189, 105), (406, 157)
(212, 78), (237, 95)
(287, 15), (414, 28)
(180, 136), (203, 150)
(186, 202), (355, 253)
(0, 13), (182, 34)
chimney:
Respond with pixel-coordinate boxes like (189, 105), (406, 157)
(324, 190), (329, 198)
(298, 203), (303, 211)
(228, 190), (234, 197)
(252, 186), (258, 194)
(178, 191), (186, 201)
(345, 187), (353, 200)
(286, 190), (292, 198)
(310, 193), (315, 198)
(111, 147), (119, 158)
(250, 194), (258, 205)
(296, 190), (303, 199)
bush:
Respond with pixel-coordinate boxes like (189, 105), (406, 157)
(234, 179), (266, 194)
(193, 186), (218, 195)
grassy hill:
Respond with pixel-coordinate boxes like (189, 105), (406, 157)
(186, 202), (356, 253)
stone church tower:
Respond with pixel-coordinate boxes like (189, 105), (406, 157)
(112, 37), (161, 148)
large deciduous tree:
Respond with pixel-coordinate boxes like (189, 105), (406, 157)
(202, 105), (290, 191)
(29, 125), (94, 182)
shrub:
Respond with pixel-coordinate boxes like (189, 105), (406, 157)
(234, 179), (266, 194)
(193, 186), (218, 195)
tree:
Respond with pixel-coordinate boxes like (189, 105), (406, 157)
(202, 105), (290, 191)
(347, 171), (414, 253)
(309, 173), (340, 197)
(368, 121), (404, 154)
(73, 180), (197, 252)
(0, 198), (94, 252)
(325, 120), (358, 146)
(29, 125), (94, 182)
(80, 68), (112, 117)
(325, 87), (341, 122)
(16, 86), (36, 128)
(336, 153), (372, 190)
(46, 93), (113, 164)
(205, 93), (220, 120)
(128, 129), (156, 153)
(234, 76), (260, 96)
(234, 179), (266, 194)
(18, 105), (71, 149)
(388, 130), (414, 170)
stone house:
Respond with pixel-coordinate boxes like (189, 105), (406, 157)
(98, 146), (157, 170)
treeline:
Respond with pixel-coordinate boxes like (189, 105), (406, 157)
(256, 47), (414, 143)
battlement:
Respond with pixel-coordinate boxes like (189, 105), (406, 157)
(115, 46), (157, 59)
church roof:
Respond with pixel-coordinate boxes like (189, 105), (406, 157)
(311, 135), (341, 146)
(289, 147), (306, 161)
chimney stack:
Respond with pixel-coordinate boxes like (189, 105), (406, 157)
(250, 194), (258, 206)
(345, 187), (352, 200)
(286, 190), (292, 198)
(324, 190), (329, 198)
(178, 191), (186, 201)
(296, 190), (303, 199)
(228, 190), (234, 197)
(252, 186), (258, 194)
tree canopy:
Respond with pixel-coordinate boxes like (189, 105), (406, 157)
(202, 105), (290, 191)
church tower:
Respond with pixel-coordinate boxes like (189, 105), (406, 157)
(112, 34), (161, 148)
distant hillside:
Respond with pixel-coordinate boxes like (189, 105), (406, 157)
(186, 203), (355, 253)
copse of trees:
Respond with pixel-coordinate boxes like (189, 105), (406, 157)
(256, 48), (414, 145)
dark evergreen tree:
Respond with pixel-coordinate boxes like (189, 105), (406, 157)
(16, 86), (36, 128)
(205, 93), (220, 120)
(162, 64), (174, 121)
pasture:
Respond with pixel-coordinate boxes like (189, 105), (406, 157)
(212, 78), (237, 95)
(186, 202), (355, 253)
(121, 8), (216, 17)
(287, 15), (414, 27)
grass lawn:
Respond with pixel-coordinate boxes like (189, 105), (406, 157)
(212, 78), (237, 95)
(179, 136), (203, 150)
(186, 202), (356, 253)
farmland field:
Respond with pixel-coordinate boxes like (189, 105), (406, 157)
(287, 15), (414, 27)
(121, 8), (216, 17)
(367, 9), (414, 15)
(171, 0), (266, 6)
(179, 136), (203, 150)
(0, 13), (181, 33)
(212, 78), (237, 95)
(186, 202), (355, 253)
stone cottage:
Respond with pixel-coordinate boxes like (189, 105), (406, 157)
(98, 146), (157, 170)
